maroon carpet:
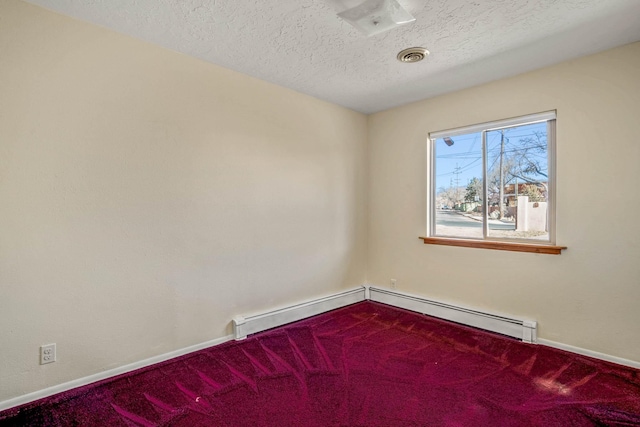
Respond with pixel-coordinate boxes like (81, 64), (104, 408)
(2, 301), (640, 426)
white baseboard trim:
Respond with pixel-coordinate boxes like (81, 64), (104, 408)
(367, 286), (537, 343)
(538, 338), (640, 369)
(0, 334), (234, 413)
(4, 287), (639, 412)
(233, 287), (366, 339)
(2, 288), (366, 412)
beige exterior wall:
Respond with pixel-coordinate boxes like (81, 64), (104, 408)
(368, 42), (640, 362)
(0, 1), (368, 401)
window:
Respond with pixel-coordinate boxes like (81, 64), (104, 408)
(423, 111), (565, 254)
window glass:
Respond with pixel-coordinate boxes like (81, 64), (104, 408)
(430, 113), (555, 243)
(434, 132), (483, 239)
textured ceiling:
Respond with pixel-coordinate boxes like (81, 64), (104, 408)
(24, 0), (640, 113)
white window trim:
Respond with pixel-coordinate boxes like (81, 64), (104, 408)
(425, 111), (564, 253)
(429, 111), (556, 140)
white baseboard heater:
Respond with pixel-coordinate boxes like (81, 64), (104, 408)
(233, 287), (366, 340)
(232, 285), (536, 343)
(367, 286), (537, 343)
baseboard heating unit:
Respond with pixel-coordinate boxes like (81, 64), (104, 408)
(367, 286), (537, 343)
(232, 285), (536, 343)
(233, 287), (366, 340)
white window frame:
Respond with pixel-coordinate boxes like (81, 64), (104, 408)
(425, 111), (562, 251)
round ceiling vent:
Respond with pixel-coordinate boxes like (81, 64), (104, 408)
(397, 47), (429, 63)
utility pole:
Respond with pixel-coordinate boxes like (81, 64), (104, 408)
(499, 130), (505, 220)
(453, 163), (461, 189)
(454, 163), (462, 206)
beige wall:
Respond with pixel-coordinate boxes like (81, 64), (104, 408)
(368, 42), (640, 362)
(0, 1), (368, 401)
(2, 0), (640, 406)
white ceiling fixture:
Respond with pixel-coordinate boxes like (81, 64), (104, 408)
(337, 0), (415, 37)
(23, 0), (640, 114)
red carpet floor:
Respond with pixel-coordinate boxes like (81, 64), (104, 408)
(2, 301), (640, 426)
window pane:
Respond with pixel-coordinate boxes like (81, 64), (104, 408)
(433, 132), (484, 239)
(485, 122), (549, 241)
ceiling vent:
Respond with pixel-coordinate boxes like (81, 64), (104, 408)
(397, 47), (429, 63)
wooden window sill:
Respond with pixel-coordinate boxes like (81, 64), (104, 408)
(419, 237), (566, 255)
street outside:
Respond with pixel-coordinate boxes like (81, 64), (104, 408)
(435, 209), (547, 240)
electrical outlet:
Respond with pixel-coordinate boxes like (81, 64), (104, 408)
(40, 344), (56, 365)
(390, 279), (397, 289)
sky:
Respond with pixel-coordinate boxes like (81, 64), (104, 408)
(434, 121), (548, 193)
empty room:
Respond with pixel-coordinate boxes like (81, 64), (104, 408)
(1, 0), (639, 425)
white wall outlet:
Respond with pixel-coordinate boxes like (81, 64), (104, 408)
(390, 279), (397, 289)
(40, 343), (56, 365)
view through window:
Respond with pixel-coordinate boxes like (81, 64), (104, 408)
(429, 112), (556, 243)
